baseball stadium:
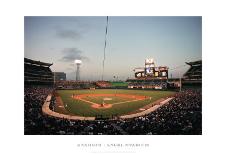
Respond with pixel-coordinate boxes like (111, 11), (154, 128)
(24, 16), (202, 135)
(24, 57), (202, 135)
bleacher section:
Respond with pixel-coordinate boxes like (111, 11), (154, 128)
(55, 80), (95, 89)
(95, 81), (112, 88)
(24, 58), (54, 85)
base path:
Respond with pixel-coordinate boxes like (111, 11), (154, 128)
(72, 93), (147, 109)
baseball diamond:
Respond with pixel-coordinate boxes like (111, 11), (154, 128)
(42, 89), (176, 119)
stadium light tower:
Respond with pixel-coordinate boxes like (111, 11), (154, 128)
(74, 59), (82, 81)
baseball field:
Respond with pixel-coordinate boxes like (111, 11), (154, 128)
(55, 89), (176, 118)
(55, 89), (175, 117)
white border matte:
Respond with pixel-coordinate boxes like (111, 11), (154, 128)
(0, 0), (226, 155)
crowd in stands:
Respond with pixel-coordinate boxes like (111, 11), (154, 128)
(55, 80), (120, 89)
(55, 80), (129, 89)
(118, 89), (202, 134)
(55, 80), (95, 89)
(24, 87), (201, 135)
(95, 81), (112, 88)
(128, 81), (167, 89)
(24, 87), (54, 134)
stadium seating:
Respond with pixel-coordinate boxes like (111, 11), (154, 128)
(128, 81), (167, 89)
(119, 89), (202, 134)
(24, 87), (201, 135)
(24, 58), (54, 85)
(183, 60), (202, 81)
(55, 80), (96, 89)
(95, 81), (112, 88)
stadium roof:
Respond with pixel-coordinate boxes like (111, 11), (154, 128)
(24, 58), (53, 67)
(186, 60), (202, 66)
(53, 72), (66, 74)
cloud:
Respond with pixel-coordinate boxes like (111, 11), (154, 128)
(55, 28), (81, 40)
(59, 48), (89, 62)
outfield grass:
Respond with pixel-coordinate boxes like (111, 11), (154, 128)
(57, 89), (176, 117)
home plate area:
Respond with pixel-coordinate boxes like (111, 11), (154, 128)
(72, 94), (148, 109)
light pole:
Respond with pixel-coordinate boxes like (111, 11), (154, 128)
(74, 59), (82, 81)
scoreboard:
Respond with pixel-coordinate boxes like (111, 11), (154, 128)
(135, 67), (168, 79)
(134, 58), (168, 79)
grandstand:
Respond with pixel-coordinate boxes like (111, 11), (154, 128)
(167, 60), (202, 89)
(24, 58), (54, 85)
(181, 60), (202, 87)
(183, 60), (202, 81)
(95, 81), (112, 88)
(55, 80), (95, 89)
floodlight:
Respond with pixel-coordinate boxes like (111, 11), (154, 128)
(74, 59), (82, 64)
(74, 59), (82, 81)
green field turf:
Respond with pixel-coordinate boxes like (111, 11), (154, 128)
(57, 89), (176, 117)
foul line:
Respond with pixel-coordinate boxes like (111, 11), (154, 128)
(42, 94), (95, 120)
(120, 97), (174, 119)
(74, 97), (147, 106)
